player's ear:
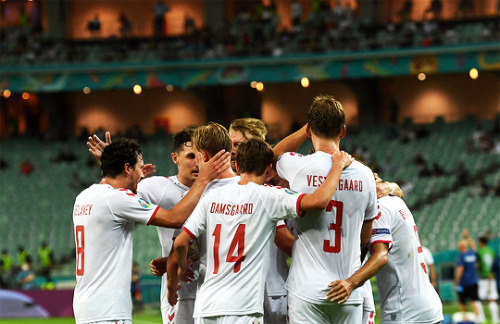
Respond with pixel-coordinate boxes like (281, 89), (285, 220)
(339, 125), (346, 139)
(124, 163), (132, 175)
(171, 152), (178, 165)
(305, 124), (312, 138)
(235, 161), (240, 174)
(202, 150), (209, 162)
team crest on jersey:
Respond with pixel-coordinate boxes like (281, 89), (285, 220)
(138, 198), (151, 208)
(372, 228), (390, 235)
(285, 188), (299, 195)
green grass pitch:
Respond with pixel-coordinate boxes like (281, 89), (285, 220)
(0, 303), (496, 323)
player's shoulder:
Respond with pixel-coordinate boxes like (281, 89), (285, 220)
(139, 175), (172, 187)
(277, 151), (308, 163)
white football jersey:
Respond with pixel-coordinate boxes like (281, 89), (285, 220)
(183, 182), (305, 317)
(137, 176), (190, 311)
(277, 152), (378, 305)
(72, 184), (159, 324)
(179, 176), (240, 301)
(265, 220), (291, 297)
(370, 196), (443, 324)
(421, 246), (434, 281)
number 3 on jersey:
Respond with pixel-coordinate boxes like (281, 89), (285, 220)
(75, 225), (85, 276)
(323, 200), (343, 253)
(212, 224), (246, 274)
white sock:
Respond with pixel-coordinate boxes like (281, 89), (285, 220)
(489, 301), (499, 324)
(475, 300), (485, 322)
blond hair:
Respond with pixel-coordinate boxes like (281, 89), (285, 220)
(192, 122), (232, 157)
(229, 118), (267, 141)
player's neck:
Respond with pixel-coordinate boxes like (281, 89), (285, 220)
(238, 173), (266, 185)
(215, 166), (237, 180)
(100, 176), (127, 190)
(312, 136), (340, 154)
(176, 174), (195, 188)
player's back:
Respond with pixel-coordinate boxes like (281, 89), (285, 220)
(73, 183), (156, 323)
(374, 196), (443, 324)
(277, 152), (378, 305)
(185, 181), (302, 317)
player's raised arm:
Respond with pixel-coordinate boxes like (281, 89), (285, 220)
(149, 150), (230, 228)
(374, 173), (404, 199)
(299, 150), (353, 211)
(272, 124), (309, 159)
(87, 131), (112, 161)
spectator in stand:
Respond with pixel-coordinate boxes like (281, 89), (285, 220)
(87, 14), (101, 38)
(0, 249), (13, 288)
(38, 242), (54, 284)
(119, 13), (132, 38)
(454, 161), (470, 187)
(16, 246), (31, 271)
(16, 261), (35, 290)
(424, 0), (442, 20)
(397, 0), (413, 22)
(153, 1), (169, 37)
(290, 0), (303, 32)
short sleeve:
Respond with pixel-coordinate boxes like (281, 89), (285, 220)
(183, 195), (209, 239)
(107, 188), (160, 225)
(363, 167), (379, 222)
(457, 254), (465, 266)
(137, 176), (170, 204)
(276, 152), (302, 183)
(369, 203), (393, 250)
(262, 186), (305, 223)
(423, 247), (435, 265)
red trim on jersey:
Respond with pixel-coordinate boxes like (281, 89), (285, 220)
(296, 193), (306, 216)
(183, 227), (197, 239)
(365, 212), (380, 223)
(147, 206), (161, 226)
(276, 224), (286, 230)
(370, 240), (393, 251)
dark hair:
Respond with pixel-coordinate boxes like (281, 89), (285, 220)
(479, 236), (489, 245)
(307, 94), (345, 139)
(101, 138), (142, 178)
(172, 127), (196, 153)
(236, 138), (273, 176)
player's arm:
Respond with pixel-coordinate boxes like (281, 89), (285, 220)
(167, 231), (192, 306)
(149, 150), (230, 228)
(326, 242), (389, 304)
(299, 151), (353, 211)
(275, 226), (294, 257)
(149, 256), (168, 277)
(454, 265), (464, 290)
(272, 124), (308, 159)
(360, 220), (373, 261)
(429, 263), (438, 288)
(87, 131), (156, 177)
(87, 131), (111, 161)
(374, 173), (404, 199)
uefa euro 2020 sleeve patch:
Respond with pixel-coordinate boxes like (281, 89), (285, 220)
(138, 197), (151, 208)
